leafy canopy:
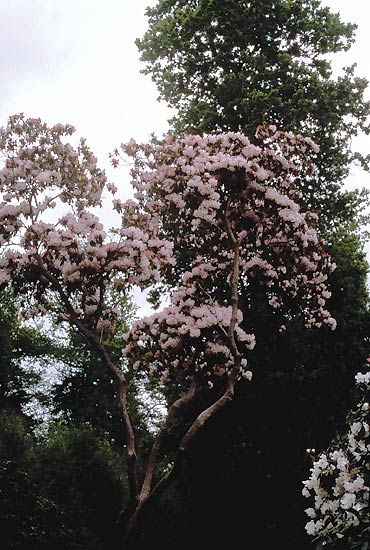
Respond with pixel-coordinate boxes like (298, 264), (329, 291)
(136, 0), (370, 225)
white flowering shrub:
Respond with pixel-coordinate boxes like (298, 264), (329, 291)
(303, 366), (370, 548)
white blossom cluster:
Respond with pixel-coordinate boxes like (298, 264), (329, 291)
(303, 366), (370, 547)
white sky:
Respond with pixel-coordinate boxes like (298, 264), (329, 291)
(1, 1), (369, 177)
(0, 0), (174, 198)
(1, 0), (370, 312)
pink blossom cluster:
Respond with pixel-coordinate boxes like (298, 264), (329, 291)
(303, 366), (370, 544)
(0, 114), (106, 213)
(119, 126), (334, 285)
(0, 115), (174, 329)
(117, 125), (335, 381)
(123, 279), (255, 385)
(0, 115), (337, 393)
(116, 128), (335, 388)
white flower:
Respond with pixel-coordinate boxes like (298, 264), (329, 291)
(305, 519), (323, 536)
(351, 421), (363, 436)
(321, 500), (340, 514)
(340, 493), (356, 510)
(355, 372), (370, 386)
(344, 476), (365, 493)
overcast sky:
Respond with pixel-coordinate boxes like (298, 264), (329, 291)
(1, 1), (369, 172)
(0, 1), (173, 184)
(1, 0), (369, 311)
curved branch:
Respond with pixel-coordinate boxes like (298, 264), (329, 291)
(122, 377), (198, 547)
(140, 376), (198, 500)
(35, 257), (140, 507)
(179, 368), (238, 451)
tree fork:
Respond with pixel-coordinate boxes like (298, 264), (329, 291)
(121, 203), (244, 547)
(121, 377), (198, 547)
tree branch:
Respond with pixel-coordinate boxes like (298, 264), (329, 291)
(179, 368), (238, 451)
(121, 377), (198, 547)
(35, 257), (140, 508)
(139, 376), (198, 501)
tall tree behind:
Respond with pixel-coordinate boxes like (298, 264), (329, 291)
(136, 0), (370, 225)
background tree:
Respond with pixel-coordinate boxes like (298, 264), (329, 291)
(32, 422), (127, 550)
(0, 410), (59, 550)
(0, 410), (126, 550)
(136, 0), (370, 227)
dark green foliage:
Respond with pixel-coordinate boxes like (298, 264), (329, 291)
(0, 411), (63, 550)
(0, 286), (53, 420)
(0, 412), (126, 550)
(136, 0), (370, 225)
(33, 423), (126, 550)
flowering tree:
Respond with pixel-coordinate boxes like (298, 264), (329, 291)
(303, 365), (370, 549)
(1, 114), (336, 547)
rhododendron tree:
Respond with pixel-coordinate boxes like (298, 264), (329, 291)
(303, 364), (370, 549)
(1, 114), (335, 547)
(113, 124), (337, 543)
